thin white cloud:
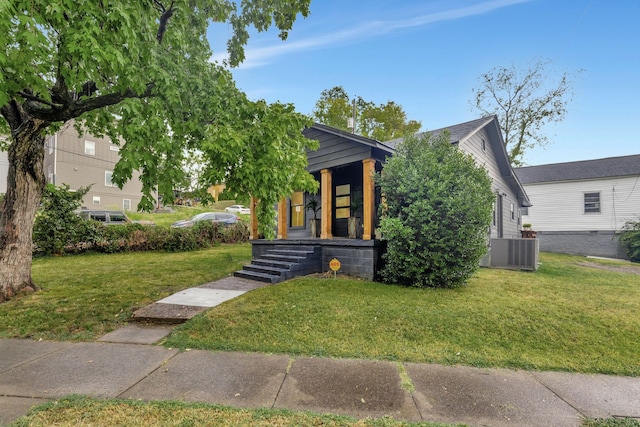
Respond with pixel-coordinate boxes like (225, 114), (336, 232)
(211, 0), (532, 69)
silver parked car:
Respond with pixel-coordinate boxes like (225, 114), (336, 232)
(224, 204), (250, 215)
(170, 212), (238, 228)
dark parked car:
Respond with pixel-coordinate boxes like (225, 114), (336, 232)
(78, 210), (155, 226)
(170, 212), (238, 228)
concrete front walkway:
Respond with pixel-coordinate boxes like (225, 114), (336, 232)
(1, 277), (639, 426)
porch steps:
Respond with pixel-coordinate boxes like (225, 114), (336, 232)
(234, 245), (322, 283)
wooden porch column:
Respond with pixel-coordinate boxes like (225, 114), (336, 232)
(320, 168), (333, 239)
(249, 196), (259, 240)
(277, 197), (288, 239)
(362, 158), (376, 240)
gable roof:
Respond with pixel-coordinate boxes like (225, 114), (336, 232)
(384, 116), (494, 149)
(308, 122), (393, 153)
(383, 116), (531, 207)
(514, 154), (640, 184)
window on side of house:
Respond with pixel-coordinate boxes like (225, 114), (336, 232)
(584, 192), (601, 213)
(47, 136), (54, 155)
(290, 191), (305, 227)
(335, 184), (351, 219)
(92, 196), (101, 205)
(123, 199), (131, 211)
(481, 138), (486, 151)
(105, 171), (116, 187)
(85, 140), (95, 156)
(510, 203), (515, 220)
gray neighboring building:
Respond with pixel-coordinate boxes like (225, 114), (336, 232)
(515, 155), (640, 259)
(43, 122), (144, 211)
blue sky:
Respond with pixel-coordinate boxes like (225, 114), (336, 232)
(208, 0), (639, 166)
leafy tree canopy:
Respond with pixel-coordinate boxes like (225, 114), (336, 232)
(312, 86), (421, 141)
(470, 58), (579, 166)
(376, 132), (494, 288)
(0, 0), (315, 232)
(0, 0), (314, 300)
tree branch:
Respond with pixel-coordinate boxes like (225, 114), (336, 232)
(23, 83), (155, 123)
(157, 1), (175, 44)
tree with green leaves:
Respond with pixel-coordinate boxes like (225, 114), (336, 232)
(376, 132), (494, 288)
(312, 86), (421, 141)
(0, 0), (314, 302)
(33, 184), (91, 256)
(470, 58), (578, 166)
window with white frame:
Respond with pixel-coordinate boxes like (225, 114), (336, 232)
(510, 203), (515, 220)
(92, 196), (101, 205)
(85, 140), (95, 156)
(123, 199), (131, 211)
(47, 136), (54, 155)
(584, 192), (601, 213)
(105, 171), (116, 187)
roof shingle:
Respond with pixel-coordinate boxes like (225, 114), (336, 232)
(514, 154), (640, 184)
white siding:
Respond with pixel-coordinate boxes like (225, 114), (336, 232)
(0, 150), (8, 194)
(458, 129), (522, 239)
(522, 176), (640, 231)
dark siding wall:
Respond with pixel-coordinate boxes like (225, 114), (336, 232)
(305, 129), (373, 172)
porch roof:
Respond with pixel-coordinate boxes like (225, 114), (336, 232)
(303, 123), (392, 173)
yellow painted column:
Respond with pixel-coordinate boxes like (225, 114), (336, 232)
(277, 197), (288, 240)
(362, 158), (376, 240)
(320, 169), (333, 239)
(249, 196), (259, 240)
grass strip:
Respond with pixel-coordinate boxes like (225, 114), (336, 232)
(8, 395), (459, 427)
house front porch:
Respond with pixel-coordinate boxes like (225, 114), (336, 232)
(235, 238), (387, 282)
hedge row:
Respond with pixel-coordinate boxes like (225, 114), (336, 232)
(33, 221), (249, 257)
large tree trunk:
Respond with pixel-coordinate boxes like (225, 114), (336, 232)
(0, 118), (48, 302)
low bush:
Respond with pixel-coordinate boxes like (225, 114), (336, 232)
(620, 219), (640, 262)
(34, 220), (249, 256)
(32, 184), (249, 257)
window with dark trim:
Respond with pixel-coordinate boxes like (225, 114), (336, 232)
(290, 191), (305, 227)
(584, 192), (601, 213)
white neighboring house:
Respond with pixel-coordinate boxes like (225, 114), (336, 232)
(514, 154), (640, 258)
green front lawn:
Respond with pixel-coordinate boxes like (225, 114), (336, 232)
(0, 244), (251, 341)
(166, 252), (640, 376)
(1, 250), (638, 375)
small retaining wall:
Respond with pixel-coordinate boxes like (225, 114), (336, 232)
(536, 230), (628, 259)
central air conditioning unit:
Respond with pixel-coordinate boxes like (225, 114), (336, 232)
(489, 238), (539, 271)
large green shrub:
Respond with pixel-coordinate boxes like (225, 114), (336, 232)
(376, 132), (494, 288)
(33, 184), (91, 256)
(620, 219), (640, 262)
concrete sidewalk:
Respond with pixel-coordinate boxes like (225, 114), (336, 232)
(2, 336), (639, 426)
(1, 276), (639, 426)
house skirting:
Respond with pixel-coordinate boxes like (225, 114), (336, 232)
(251, 239), (387, 281)
(535, 230), (628, 259)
